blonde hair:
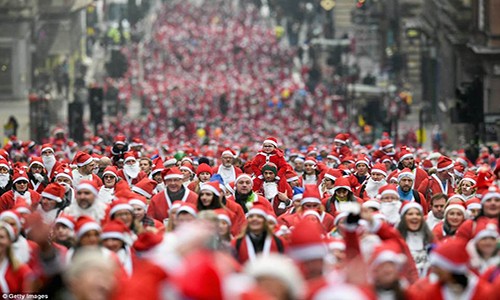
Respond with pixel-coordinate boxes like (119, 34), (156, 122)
(0, 227), (20, 271)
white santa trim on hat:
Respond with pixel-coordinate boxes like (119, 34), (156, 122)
(429, 252), (468, 274)
(76, 182), (98, 196)
(263, 139), (278, 148)
(221, 150), (236, 158)
(41, 192), (62, 203)
(300, 196), (321, 206)
(217, 214), (232, 226)
(235, 174), (253, 185)
(372, 250), (406, 267)
(246, 208), (267, 219)
(55, 217), (75, 230)
(288, 243), (328, 261)
(110, 203), (133, 216)
(77, 157), (94, 167)
(76, 222), (101, 239)
(200, 183), (220, 197)
(129, 199), (147, 209)
(131, 186), (152, 199)
(397, 171), (415, 182)
(101, 231), (126, 242)
(176, 206), (197, 217)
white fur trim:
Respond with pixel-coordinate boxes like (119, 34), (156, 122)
(176, 206), (197, 217)
(41, 192), (62, 203)
(217, 214), (232, 226)
(200, 183), (220, 197)
(444, 204), (466, 216)
(333, 185), (352, 193)
(481, 192), (500, 203)
(55, 217), (74, 230)
(304, 159), (317, 166)
(398, 153), (414, 162)
(381, 189), (399, 198)
(180, 166), (194, 174)
(129, 199), (147, 209)
(300, 197), (321, 206)
(363, 200), (380, 210)
(397, 171), (414, 182)
(163, 158), (177, 166)
(76, 222), (101, 239)
(294, 157), (305, 163)
(328, 241), (346, 251)
(0, 221), (16, 240)
(263, 139), (278, 147)
(235, 174), (252, 185)
(13, 176), (28, 184)
(292, 193), (303, 201)
(437, 162), (454, 172)
(288, 243), (327, 261)
(110, 203), (133, 216)
(246, 208), (267, 218)
(55, 173), (72, 182)
(324, 173), (337, 181)
(371, 169), (387, 177)
(473, 229), (499, 242)
(222, 150), (236, 158)
(28, 161), (44, 169)
(124, 156), (136, 163)
(101, 231), (125, 242)
(77, 157), (94, 167)
(429, 252), (468, 273)
(302, 210), (321, 220)
(41, 146), (54, 153)
(0, 163), (9, 170)
(0, 211), (21, 230)
(102, 170), (118, 178)
(334, 139), (346, 144)
(286, 176), (299, 183)
(400, 202), (423, 216)
(467, 203), (481, 210)
(131, 186), (152, 198)
(461, 178), (477, 185)
(372, 250), (405, 267)
(163, 173), (183, 180)
(76, 183), (98, 196)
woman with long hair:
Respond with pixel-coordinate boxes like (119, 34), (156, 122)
(467, 225), (499, 275)
(455, 175), (477, 200)
(231, 202), (284, 264)
(433, 202), (466, 241)
(0, 221), (33, 293)
(397, 202), (434, 277)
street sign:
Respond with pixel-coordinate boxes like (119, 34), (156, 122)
(320, 0), (336, 11)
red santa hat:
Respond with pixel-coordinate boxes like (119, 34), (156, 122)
(102, 166), (118, 179)
(436, 156), (454, 172)
(163, 167), (184, 180)
(262, 136), (278, 148)
(180, 163), (194, 175)
(28, 157), (44, 170)
(454, 162), (465, 178)
(287, 219), (327, 261)
(302, 210), (321, 221)
(0, 221), (16, 241)
(13, 197), (31, 215)
(363, 199), (381, 211)
(429, 238), (469, 274)
(123, 152), (137, 163)
(378, 184), (399, 198)
(285, 170), (300, 183)
(397, 147), (414, 163)
(128, 193), (148, 210)
(326, 236), (346, 251)
(400, 202), (423, 216)
(73, 151), (93, 167)
(355, 155), (370, 167)
(176, 202), (198, 218)
(214, 208), (232, 226)
(370, 240), (406, 267)
(129, 138), (143, 148)
(0, 158), (9, 170)
(235, 173), (253, 185)
(447, 194), (466, 203)
(371, 163), (387, 177)
(54, 165), (73, 181)
(304, 156), (317, 167)
(132, 178), (157, 199)
(301, 184), (322, 206)
(221, 148), (236, 158)
(150, 158), (164, 177)
(0, 149), (9, 161)
(379, 139), (394, 150)
(0, 210), (22, 231)
(200, 182), (221, 197)
(196, 163), (213, 177)
(246, 202), (268, 219)
(420, 159), (434, 171)
(465, 197), (481, 210)
(444, 201), (466, 217)
(481, 185), (500, 204)
(75, 216), (101, 240)
(326, 152), (341, 164)
(473, 223), (499, 242)
(460, 172), (477, 186)
(101, 220), (130, 243)
(397, 168), (415, 182)
(41, 183), (65, 203)
(55, 214), (76, 230)
(114, 134), (127, 145)
(332, 177), (352, 193)
(334, 133), (349, 145)
(163, 156), (177, 167)
(12, 169), (29, 184)
(41, 143), (54, 154)
(76, 180), (99, 196)
(324, 168), (342, 181)
(109, 199), (134, 217)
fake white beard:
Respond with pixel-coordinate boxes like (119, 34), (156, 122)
(124, 163), (140, 179)
(380, 201), (402, 224)
(364, 178), (387, 199)
(263, 182), (279, 200)
(43, 155), (56, 171)
(156, 182), (165, 192)
(0, 174), (9, 188)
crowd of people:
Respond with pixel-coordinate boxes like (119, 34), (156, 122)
(102, 0), (350, 148)
(0, 129), (499, 299)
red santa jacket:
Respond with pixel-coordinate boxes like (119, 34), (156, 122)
(417, 174), (454, 202)
(253, 176), (293, 216)
(231, 232), (285, 264)
(222, 199), (246, 236)
(249, 149), (291, 177)
(46, 161), (62, 180)
(0, 189), (41, 212)
(388, 167), (429, 191)
(0, 262), (33, 294)
(117, 170), (147, 187)
(289, 211), (335, 233)
(146, 188), (198, 221)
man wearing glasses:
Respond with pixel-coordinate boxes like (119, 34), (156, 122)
(0, 169), (41, 211)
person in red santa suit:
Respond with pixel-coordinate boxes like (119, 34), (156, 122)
(250, 137), (290, 179)
(213, 149), (242, 185)
(0, 210), (39, 268)
(356, 163), (388, 200)
(0, 169), (41, 212)
(53, 164), (76, 207)
(226, 174), (273, 216)
(319, 168), (342, 199)
(456, 185), (499, 241)
(27, 157), (48, 194)
(418, 156), (455, 203)
(0, 158), (12, 197)
(40, 144), (61, 180)
(63, 180), (108, 225)
(466, 224), (500, 275)
(101, 220), (136, 277)
(117, 153), (147, 188)
(371, 138), (397, 162)
(353, 155), (371, 185)
(37, 182), (67, 224)
(187, 163), (212, 193)
(146, 167), (198, 222)
(424, 238), (495, 299)
(290, 185), (334, 232)
(322, 177), (363, 216)
(432, 200), (466, 241)
(231, 202), (285, 264)
(71, 151), (103, 187)
(98, 166), (119, 204)
(301, 157), (325, 186)
(387, 147), (428, 190)
(0, 221), (33, 294)
(253, 163), (293, 216)
(333, 133), (352, 158)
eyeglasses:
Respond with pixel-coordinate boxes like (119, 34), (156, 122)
(15, 181), (28, 185)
